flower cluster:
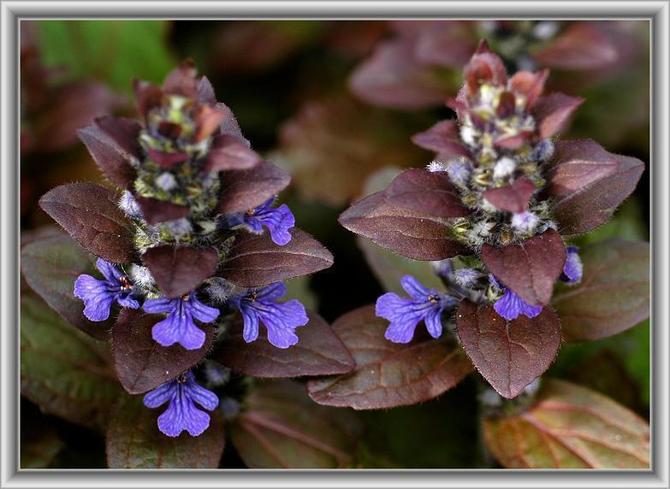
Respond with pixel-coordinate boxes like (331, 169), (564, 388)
(39, 62), (333, 437)
(339, 40), (644, 398)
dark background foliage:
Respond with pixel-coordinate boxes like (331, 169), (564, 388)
(20, 20), (650, 468)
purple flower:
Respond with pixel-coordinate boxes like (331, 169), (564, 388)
(376, 275), (456, 344)
(143, 292), (219, 350)
(561, 246), (583, 284)
(230, 282), (308, 349)
(143, 371), (219, 437)
(490, 275), (542, 321)
(235, 197), (295, 246)
(73, 258), (140, 321)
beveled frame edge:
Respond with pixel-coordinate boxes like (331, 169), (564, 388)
(1, 1), (667, 488)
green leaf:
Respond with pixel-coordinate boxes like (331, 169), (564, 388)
(36, 21), (175, 93)
(231, 380), (361, 468)
(483, 379), (650, 468)
(21, 295), (121, 430)
(106, 395), (225, 468)
(553, 239), (649, 341)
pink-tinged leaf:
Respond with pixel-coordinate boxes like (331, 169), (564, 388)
(411, 120), (471, 158)
(215, 312), (353, 378)
(134, 196), (190, 225)
(231, 380), (361, 468)
(21, 234), (113, 340)
(215, 102), (246, 141)
(349, 39), (448, 109)
(534, 23), (619, 70)
(464, 42), (508, 94)
(456, 301), (561, 399)
(146, 148), (189, 168)
(106, 395), (225, 468)
(133, 80), (164, 119)
(218, 161), (291, 214)
(219, 229), (333, 288)
(194, 104), (227, 142)
(508, 69), (549, 109)
(111, 309), (214, 394)
(205, 134), (261, 172)
(161, 59), (198, 97)
(481, 229), (566, 306)
(483, 177), (537, 213)
(414, 21), (476, 67)
(384, 169), (469, 218)
(339, 191), (465, 261)
(142, 245), (219, 298)
(483, 379), (649, 468)
(196, 76), (217, 104)
(39, 183), (135, 264)
(307, 305), (473, 409)
(553, 239), (649, 341)
(77, 117), (141, 189)
(533, 93), (584, 138)
(545, 139), (645, 235)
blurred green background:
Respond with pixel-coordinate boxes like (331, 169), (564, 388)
(20, 20), (650, 468)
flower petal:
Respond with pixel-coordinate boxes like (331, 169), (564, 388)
(186, 382), (219, 411)
(143, 297), (176, 314)
(424, 306), (445, 339)
(376, 292), (423, 344)
(143, 381), (177, 408)
(187, 295), (220, 323)
(151, 309), (207, 350)
(241, 307), (260, 343)
(256, 299), (308, 349)
(400, 275), (431, 301)
(96, 258), (124, 283)
(73, 274), (116, 321)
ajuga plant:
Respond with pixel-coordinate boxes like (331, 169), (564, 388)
(311, 41), (651, 468)
(21, 62), (361, 469)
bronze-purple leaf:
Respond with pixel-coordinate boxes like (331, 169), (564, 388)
(532, 93), (583, 138)
(142, 245), (219, 298)
(307, 305), (473, 409)
(39, 183), (135, 264)
(411, 120), (471, 158)
(219, 229), (333, 288)
(384, 168), (470, 218)
(205, 134), (261, 172)
(456, 301), (561, 399)
(196, 76), (216, 104)
(553, 239), (649, 341)
(77, 117), (141, 189)
(162, 59), (198, 97)
(508, 69), (548, 109)
(133, 80), (164, 119)
(339, 191), (465, 261)
(134, 196), (189, 225)
(218, 161), (291, 214)
(483, 177), (536, 213)
(215, 102), (246, 141)
(481, 229), (566, 306)
(146, 148), (189, 168)
(545, 139), (645, 235)
(215, 312), (353, 378)
(111, 309), (214, 394)
(21, 234), (112, 340)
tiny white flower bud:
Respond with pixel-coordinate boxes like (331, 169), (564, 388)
(426, 160), (449, 173)
(533, 21), (559, 40)
(165, 218), (192, 239)
(445, 158), (472, 187)
(460, 124), (477, 146)
(493, 157), (517, 180)
(155, 172), (177, 191)
(205, 277), (235, 304)
(129, 264), (155, 289)
(511, 211), (539, 233)
(118, 191), (143, 219)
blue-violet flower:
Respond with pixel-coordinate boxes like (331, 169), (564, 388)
(232, 197), (295, 246)
(560, 246), (583, 284)
(490, 275), (542, 321)
(74, 258), (140, 321)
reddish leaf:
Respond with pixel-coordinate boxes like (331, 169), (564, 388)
(134, 196), (189, 225)
(339, 191), (464, 261)
(194, 104), (227, 142)
(161, 59), (198, 97)
(146, 148), (189, 168)
(215, 312), (353, 378)
(553, 239), (649, 341)
(219, 229), (333, 287)
(508, 69), (548, 109)
(218, 161), (291, 214)
(133, 80), (164, 119)
(107, 395), (225, 468)
(111, 309), (214, 394)
(142, 245), (219, 298)
(411, 120), (471, 158)
(456, 301), (561, 399)
(231, 380), (361, 468)
(483, 379), (649, 468)
(481, 229), (566, 306)
(533, 93), (583, 138)
(545, 139), (645, 235)
(204, 134), (261, 172)
(413, 21), (476, 67)
(349, 39), (448, 109)
(215, 102), (246, 141)
(464, 41), (508, 93)
(307, 305), (473, 409)
(39, 183), (135, 264)
(534, 23), (619, 70)
(384, 169), (469, 218)
(483, 177), (537, 213)
(77, 117), (141, 188)
(21, 234), (113, 340)
(196, 76), (216, 104)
